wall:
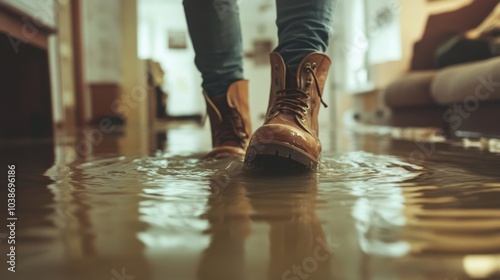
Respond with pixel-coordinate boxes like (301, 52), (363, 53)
(52, 0), (77, 129)
(138, 1), (203, 117)
(82, 0), (122, 84)
(119, 0), (149, 154)
(80, 0), (147, 128)
(80, 0), (123, 124)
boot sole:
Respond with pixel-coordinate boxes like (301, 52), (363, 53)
(244, 141), (318, 171)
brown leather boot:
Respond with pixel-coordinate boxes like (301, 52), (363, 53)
(244, 52), (331, 170)
(204, 80), (252, 159)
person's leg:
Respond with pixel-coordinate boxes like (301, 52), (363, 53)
(273, 0), (335, 72)
(244, 0), (335, 170)
(184, 0), (251, 159)
(183, 0), (244, 97)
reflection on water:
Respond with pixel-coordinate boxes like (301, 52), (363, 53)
(1, 125), (500, 280)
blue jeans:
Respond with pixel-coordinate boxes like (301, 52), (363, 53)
(183, 0), (335, 97)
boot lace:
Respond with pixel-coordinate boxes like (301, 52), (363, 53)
(270, 64), (328, 120)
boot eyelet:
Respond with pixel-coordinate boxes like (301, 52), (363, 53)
(305, 104), (310, 109)
(300, 117), (306, 122)
(312, 62), (317, 70)
(304, 63), (311, 70)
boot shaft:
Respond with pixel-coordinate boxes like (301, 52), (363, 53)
(204, 80), (252, 148)
(267, 52), (331, 137)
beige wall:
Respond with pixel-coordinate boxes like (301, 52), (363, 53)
(52, 0), (77, 130)
(81, 0), (122, 84)
(138, 1), (203, 117)
(78, 0), (147, 129)
(119, 0), (150, 156)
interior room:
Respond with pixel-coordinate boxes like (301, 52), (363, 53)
(1, 0), (500, 279)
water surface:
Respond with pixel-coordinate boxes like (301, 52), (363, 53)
(1, 125), (500, 280)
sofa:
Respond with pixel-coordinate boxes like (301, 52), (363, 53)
(384, 0), (500, 138)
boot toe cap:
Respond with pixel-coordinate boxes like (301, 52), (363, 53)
(248, 124), (321, 158)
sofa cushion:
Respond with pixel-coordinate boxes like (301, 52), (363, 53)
(384, 71), (438, 108)
(431, 56), (500, 104)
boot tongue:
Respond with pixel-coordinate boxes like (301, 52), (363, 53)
(285, 65), (298, 88)
(275, 65), (303, 118)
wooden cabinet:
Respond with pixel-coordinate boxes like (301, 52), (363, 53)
(0, 3), (56, 138)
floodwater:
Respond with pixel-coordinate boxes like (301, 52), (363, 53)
(1, 124), (500, 280)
